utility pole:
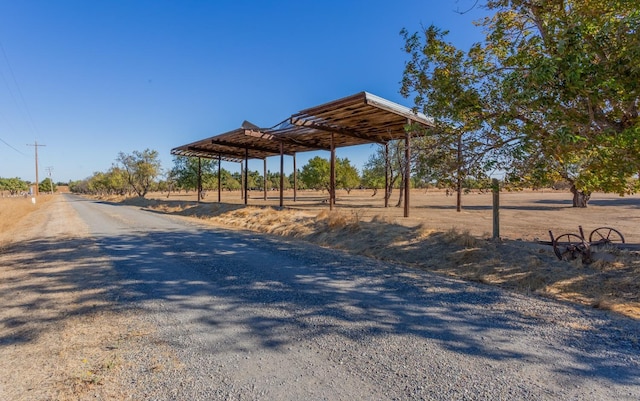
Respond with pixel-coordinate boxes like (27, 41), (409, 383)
(27, 141), (45, 196)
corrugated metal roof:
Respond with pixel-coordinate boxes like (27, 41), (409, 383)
(170, 91), (434, 161)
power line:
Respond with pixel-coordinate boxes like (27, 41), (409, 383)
(0, 136), (27, 156)
(0, 40), (39, 137)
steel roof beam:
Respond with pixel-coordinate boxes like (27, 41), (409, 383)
(289, 117), (385, 144)
(210, 138), (291, 156)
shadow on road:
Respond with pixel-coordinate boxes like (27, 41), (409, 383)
(1, 224), (638, 386)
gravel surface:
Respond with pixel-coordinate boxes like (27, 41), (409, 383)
(49, 194), (640, 399)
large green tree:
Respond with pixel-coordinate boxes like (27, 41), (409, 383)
(39, 178), (57, 194)
(401, 22), (506, 210)
(300, 156), (331, 191)
(78, 167), (129, 196)
(116, 149), (162, 198)
(299, 156), (360, 196)
(0, 177), (29, 195)
(484, 0), (640, 206)
(104, 166), (128, 195)
(245, 170), (263, 190)
(402, 0), (640, 207)
(171, 156), (218, 194)
(221, 169), (241, 191)
(266, 170), (292, 190)
(360, 156), (386, 197)
(337, 158), (361, 194)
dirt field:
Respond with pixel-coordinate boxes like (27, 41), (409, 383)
(167, 188), (640, 243)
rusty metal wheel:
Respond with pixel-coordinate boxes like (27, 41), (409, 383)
(553, 233), (591, 262)
(589, 227), (625, 245)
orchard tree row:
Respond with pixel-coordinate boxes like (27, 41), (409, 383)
(68, 149), (369, 198)
(0, 176), (58, 196)
(68, 147), (495, 202)
(70, 149), (163, 197)
(169, 152), (485, 202)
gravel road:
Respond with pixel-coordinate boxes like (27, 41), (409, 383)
(63, 194), (639, 400)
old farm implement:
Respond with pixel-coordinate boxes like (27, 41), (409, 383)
(543, 226), (626, 262)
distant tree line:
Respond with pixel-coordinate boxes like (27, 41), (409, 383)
(70, 149), (162, 197)
(0, 177), (30, 196)
(0, 176), (59, 196)
(65, 146), (508, 207)
(59, 148), (377, 201)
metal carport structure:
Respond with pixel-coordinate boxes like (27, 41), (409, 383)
(171, 91), (434, 217)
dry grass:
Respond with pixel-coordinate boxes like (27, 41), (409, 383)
(0, 195), (53, 247)
(131, 192), (640, 320)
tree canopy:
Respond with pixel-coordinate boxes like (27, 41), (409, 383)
(299, 156), (360, 194)
(39, 178), (57, 194)
(170, 156), (219, 193)
(116, 149), (162, 198)
(0, 177), (29, 195)
(401, 0), (639, 207)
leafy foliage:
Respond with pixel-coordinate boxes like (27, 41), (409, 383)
(299, 156), (360, 194)
(300, 156), (330, 191)
(400, 25), (508, 210)
(479, 0), (640, 205)
(265, 170), (292, 190)
(116, 149), (162, 198)
(39, 178), (57, 194)
(337, 158), (361, 193)
(0, 177), (29, 195)
(70, 166), (129, 196)
(170, 156), (218, 192)
(362, 142), (405, 205)
(401, 0), (640, 207)
(222, 170), (241, 191)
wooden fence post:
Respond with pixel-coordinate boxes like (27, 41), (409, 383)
(492, 178), (500, 239)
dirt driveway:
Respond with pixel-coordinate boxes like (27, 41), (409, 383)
(0, 195), (170, 400)
(141, 189), (640, 318)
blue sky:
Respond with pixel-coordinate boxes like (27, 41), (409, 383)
(0, 0), (488, 183)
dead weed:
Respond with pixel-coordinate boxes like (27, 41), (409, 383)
(0, 195), (53, 248)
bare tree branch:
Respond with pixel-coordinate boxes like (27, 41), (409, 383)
(454, 0), (480, 15)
